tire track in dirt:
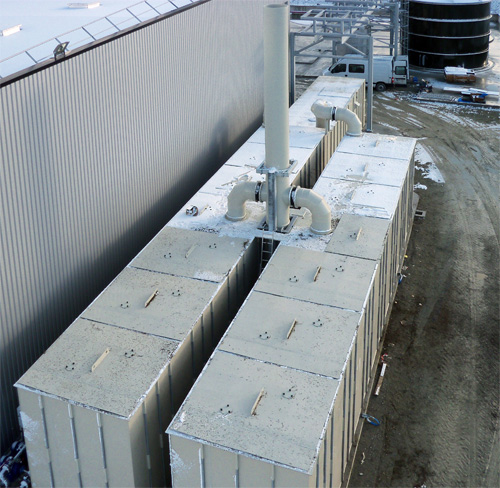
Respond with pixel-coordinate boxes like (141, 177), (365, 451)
(350, 93), (499, 487)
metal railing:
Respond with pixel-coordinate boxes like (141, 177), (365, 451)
(0, 0), (197, 79)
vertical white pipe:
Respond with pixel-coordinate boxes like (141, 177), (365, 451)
(264, 3), (290, 228)
(264, 4), (289, 170)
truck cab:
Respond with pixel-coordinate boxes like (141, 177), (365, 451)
(324, 55), (409, 91)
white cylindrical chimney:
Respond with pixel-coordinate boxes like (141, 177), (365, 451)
(264, 3), (290, 229)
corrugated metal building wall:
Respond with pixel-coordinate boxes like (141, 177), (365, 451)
(0, 0), (279, 453)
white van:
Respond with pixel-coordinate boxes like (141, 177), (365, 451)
(323, 55), (409, 91)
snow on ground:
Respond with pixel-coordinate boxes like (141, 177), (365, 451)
(414, 143), (445, 184)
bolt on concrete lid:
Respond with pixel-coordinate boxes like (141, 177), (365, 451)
(255, 245), (377, 312)
(82, 267), (218, 340)
(336, 133), (416, 161)
(168, 351), (339, 473)
(321, 150), (411, 187)
(16, 319), (178, 418)
(219, 291), (360, 379)
(131, 227), (249, 282)
(326, 214), (391, 261)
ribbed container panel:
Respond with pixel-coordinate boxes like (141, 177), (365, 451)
(408, 0), (491, 68)
(0, 0), (278, 453)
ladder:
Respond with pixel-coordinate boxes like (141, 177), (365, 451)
(260, 233), (276, 272)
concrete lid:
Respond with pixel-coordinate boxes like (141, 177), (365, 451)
(218, 291), (361, 379)
(82, 267), (218, 340)
(313, 177), (401, 220)
(335, 133), (416, 161)
(167, 192), (266, 240)
(246, 125), (325, 150)
(131, 227), (250, 282)
(325, 213), (390, 260)
(289, 76), (363, 127)
(16, 318), (178, 418)
(168, 351), (339, 473)
(197, 164), (265, 196)
(321, 150), (411, 187)
(255, 245), (377, 312)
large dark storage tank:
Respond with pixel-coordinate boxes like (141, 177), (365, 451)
(409, 0), (491, 69)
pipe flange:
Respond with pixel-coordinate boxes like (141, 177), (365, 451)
(255, 181), (263, 202)
(289, 186), (299, 209)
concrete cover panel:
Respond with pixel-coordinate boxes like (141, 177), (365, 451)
(246, 125), (324, 150)
(322, 150), (411, 187)
(131, 227), (250, 283)
(313, 177), (400, 220)
(16, 319), (178, 418)
(198, 164), (265, 196)
(82, 267), (217, 341)
(168, 351), (340, 473)
(325, 214), (390, 260)
(167, 192), (267, 240)
(289, 77), (363, 128)
(219, 291), (361, 379)
(223, 138), (318, 181)
(255, 246), (377, 312)
(335, 133), (417, 161)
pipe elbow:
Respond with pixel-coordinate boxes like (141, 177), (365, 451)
(226, 181), (261, 221)
(334, 106), (362, 137)
(311, 100), (362, 136)
(292, 187), (332, 235)
(311, 100), (334, 124)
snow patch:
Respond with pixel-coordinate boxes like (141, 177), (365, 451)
(414, 183), (427, 190)
(193, 270), (225, 283)
(414, 143), (445, 184)
(20, 411), (39, 443)
(170, 447), (195, 477)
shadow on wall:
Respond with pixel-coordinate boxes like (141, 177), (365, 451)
(3, 111), (263, 452)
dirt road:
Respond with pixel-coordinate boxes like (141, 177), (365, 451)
(348, 91), (499, 487)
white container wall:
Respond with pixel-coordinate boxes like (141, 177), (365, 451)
(167, 127), (416, 485)
(1, 0), (282, 452)
(16, 228), (259, 487)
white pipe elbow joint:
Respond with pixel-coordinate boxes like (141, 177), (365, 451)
(226, 181), (261, 221)
(311, 100), (362, 136)
(291, 187), (332, 235)
(334, 106), (362, 137)
(311, 100), (334, 123)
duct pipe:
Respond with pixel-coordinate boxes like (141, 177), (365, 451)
(311, 100), (362, 137)
(226, 182), (261, 221)
(290, 187), (332, 235)
(264, 3), (290, 229)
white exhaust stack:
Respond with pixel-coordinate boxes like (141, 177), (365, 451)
(226, 4), (332, 235)
(263, 3), (290, 230)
